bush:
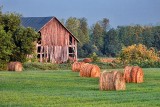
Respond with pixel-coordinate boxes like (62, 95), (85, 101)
(89, 52), (100, 62)
(119, 44), (159, 65)
(0, 60), (8, 71)
(131, 61), (160, 68)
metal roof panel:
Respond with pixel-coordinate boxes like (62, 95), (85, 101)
(21, 17), (53, 31)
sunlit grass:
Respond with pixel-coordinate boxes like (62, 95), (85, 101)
(0, 68), (160, 107)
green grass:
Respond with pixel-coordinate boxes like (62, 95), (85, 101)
(0, 68), (160, 107)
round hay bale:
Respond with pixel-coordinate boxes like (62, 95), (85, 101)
(99, 71), (126, 91)
(100, 58), (115, 63)
(90, 65), (101, 77)
(83, 58), (92, 63)
(136, 67), (144, 83)
(72, 62), (85, 72)
(8, 62), (15, 71)
(131, 66), (144, 83)
(124, 66), (133, 83)
(99, 71), (114, 91)
(113, 71), (126, 90)
(124, 66), (144, 83)
(80, 63), (91, 77)
(80, 64), (101, 78)
(8, 62), (23, 72)
(131, 66), (139, 83)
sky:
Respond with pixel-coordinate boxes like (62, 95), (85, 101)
(1, 0), (160, 28)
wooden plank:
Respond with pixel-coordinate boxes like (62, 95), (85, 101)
(40, 46), (43, 62)
(50, 46), (52, 63)
(46, 46), (48, 62)
(75, 41), (77, 61)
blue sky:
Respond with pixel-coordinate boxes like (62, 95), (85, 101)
(1, 0), (160, 28)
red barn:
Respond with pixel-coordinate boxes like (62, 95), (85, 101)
(21, 17), (79, 63)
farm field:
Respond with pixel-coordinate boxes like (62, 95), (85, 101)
(0, 68), (160, 107)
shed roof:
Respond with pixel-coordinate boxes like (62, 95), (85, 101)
(21, 17), (79, 42)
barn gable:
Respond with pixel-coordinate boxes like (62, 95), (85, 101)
(21, 17), (78, 63)
(21, 17), (79, 42)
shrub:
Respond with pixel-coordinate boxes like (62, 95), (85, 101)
(89, 52), (100, 62)
(118, 44), (159, 66)
(0, 60), (8, 71)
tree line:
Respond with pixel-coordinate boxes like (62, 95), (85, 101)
(64, 17), (160, 57)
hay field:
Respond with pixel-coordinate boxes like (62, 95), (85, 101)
(0, 68), (160, 107)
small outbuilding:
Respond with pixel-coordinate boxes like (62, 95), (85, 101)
(21, 17), (79, 63)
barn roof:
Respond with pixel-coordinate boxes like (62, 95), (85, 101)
(21, 17), (79, 42)
(21, 17), (53, 32)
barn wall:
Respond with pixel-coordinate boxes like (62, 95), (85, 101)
(37, 18), (77, 63)
(40, 18), (70, 46)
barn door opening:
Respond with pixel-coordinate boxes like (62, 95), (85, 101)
(68, 35), (76, 61)
(69, 47), (75, 57)
(36, 33), (44, 62)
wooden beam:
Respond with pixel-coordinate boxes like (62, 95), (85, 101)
(40, 46), (43, 62)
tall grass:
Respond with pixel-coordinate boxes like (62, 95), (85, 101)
(0, 68), (160, 107)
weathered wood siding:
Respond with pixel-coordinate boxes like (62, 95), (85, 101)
(37, 18), (77, 63)
(40, 18), (70, 46)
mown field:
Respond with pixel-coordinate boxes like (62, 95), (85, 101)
(0, 68), (160, 107)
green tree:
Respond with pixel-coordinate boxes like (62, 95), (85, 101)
(0, 25), (13, 61)
(117, 25), (143, 46)
(2, 13), (21, 33)
(153, 26), (160, 50)
(65, 17), (80, 38)
(142, 26), (154, 48)
(11, 27), (39, 62)
(91, 22), (104, 55)
(0, 25), (13, 70)
(104, 28), (121, 57)
(66, 17), (91, 57)
(0, 9), (39, 68)
(100, 18), (110, 33)
(79, 17), (90, 44)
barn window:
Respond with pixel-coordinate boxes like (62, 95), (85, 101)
(37, 32), (41, 44)
(69, 35), (72, 45)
